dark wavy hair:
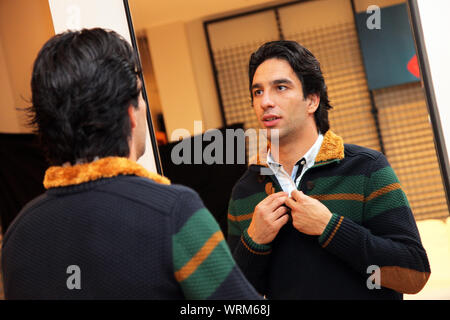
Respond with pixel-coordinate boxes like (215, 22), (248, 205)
(248, 40), (332, 134)
(28, 28), (141, 165)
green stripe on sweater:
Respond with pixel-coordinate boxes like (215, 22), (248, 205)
(229, 192), (267, 216)
(172, 208), (221, 272)
(317, 200), (364, 223)
(365, 188), (410, 220)
(363, 166), (409, 220)
(366, 166), (400, 195)
(177, 240), (235, 299)
(228, 219), (243, 236)
(318, 213), (341, 244)
(307, 175), (366, 196)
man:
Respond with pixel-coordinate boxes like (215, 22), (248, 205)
(1, 28), (261, 300)
(227, 40), (430, 299)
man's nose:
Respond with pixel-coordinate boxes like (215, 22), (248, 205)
(260, 91), (275, 110)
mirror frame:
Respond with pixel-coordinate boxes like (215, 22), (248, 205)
(408, 0), (450, 209)
(123, 0), (163, 175)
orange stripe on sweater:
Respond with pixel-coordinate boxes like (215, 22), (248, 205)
(321, 216), (344, 248)
(310, 183), (401, 203)
(240, 236), (271, 255)
(174, 230), (224, 282)
(310, 194), (364, 202)
(366, 183), (401, 202)
(228, 212), (253, 222)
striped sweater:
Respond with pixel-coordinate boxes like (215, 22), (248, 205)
(228, 131), (430, 299)
(2, 157), (261, 299)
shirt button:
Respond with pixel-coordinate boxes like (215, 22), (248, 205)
(306, 181), (315, 190)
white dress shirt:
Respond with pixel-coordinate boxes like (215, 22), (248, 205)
(267, 134), (324, 196)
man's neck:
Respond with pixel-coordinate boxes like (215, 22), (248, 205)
(271, 126), (319, 176)
(128, 137), (138, 162)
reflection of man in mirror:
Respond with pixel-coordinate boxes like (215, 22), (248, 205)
(1, 28), (261, 300)
(227, 40), (431, 299)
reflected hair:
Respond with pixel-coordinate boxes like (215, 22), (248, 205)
(28, 28), (141, 165)
(248, 40), (332, 134)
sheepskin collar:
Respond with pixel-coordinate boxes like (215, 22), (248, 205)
(249, 130), (345, 167)
(43, 156), (170, 189)
(313, 130), (345, 164)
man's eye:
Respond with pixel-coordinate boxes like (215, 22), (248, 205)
(277, 85), (287, 91)
(253, 89), (263, 96)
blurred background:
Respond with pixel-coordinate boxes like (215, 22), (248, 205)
(0, 0), (449, 299)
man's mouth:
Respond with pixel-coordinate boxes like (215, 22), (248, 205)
(262, 114), (281, 127)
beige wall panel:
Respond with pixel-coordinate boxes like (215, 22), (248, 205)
(353, 0), (405, 13)
(0, 0), (54, 133)
(278, 0), (354, 33)
(0, 36), (20, 133)
(147, 22), (204, 140)
(185, 19), (223, 130)
(208, 10), (279, 51)
(128, 0), (277, 30)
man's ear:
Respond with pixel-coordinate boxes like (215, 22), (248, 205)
(306, 93), (320, 114)
(128, 105), (137, 129)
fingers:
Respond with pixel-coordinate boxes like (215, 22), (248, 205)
(290, 190), (305, 202)
(273, 205), (288, 220)
(285, 192), (312, 209)
(266, 191), (288, 203)
(258, 191), (288, 212)
(284, 197), (297, 209)
(258, 192), (281, 207)
(273, 213), (290, 230)
(249, 192), (290, 244)
(266, 194), (289, 211)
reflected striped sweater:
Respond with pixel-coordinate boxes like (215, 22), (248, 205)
(2, 157), (261, 300)
(228, 131), (431, 299)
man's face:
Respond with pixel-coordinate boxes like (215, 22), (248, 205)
(251, 58), (317, 143)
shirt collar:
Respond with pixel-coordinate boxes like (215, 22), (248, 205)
(267, 133), (324, 170)
(303, 133), (324, 169)
(248, 130), (344, 168)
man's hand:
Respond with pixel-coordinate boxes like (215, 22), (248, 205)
(285, 190), (332, 236)
(247, 192), (290, 245)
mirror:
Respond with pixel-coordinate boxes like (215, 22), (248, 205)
(126, 0), (450, 299)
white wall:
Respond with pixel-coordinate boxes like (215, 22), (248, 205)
(48, 0), (131, 43)
(416, 0), (450, 166)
